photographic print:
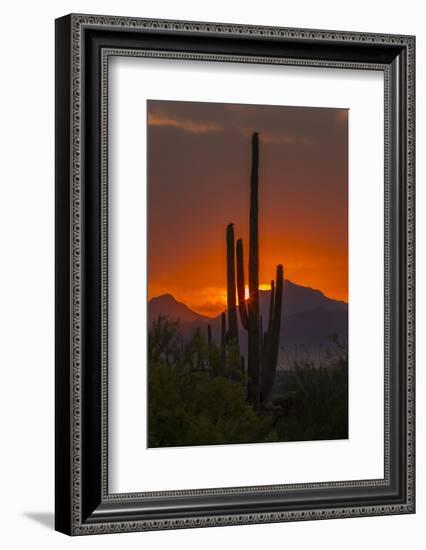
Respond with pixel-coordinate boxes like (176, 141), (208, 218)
(56, 16), (415, 533)
(147, 99), (348, 448)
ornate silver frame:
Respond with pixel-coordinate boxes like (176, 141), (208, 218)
(55, 14), (415, 535)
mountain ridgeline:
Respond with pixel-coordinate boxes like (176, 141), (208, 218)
(148, 281), (348, 372)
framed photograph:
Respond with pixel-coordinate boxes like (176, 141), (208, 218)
(55, 14), (415, 535)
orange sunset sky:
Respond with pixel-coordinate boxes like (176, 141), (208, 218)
(147, 100), (348, 318)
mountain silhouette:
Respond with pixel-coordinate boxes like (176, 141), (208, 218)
(148, 293), (211, 335)
(149, 293), (209, 324)
(149, 280), (348, 369)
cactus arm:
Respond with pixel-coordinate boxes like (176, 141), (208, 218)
(207, 324), (212, 369)
(268, 279), (275, 334)
(226, 224), (240, 348)
(221, 312), (226, 374)
(236, 238), (249, 330)
(263, 279), (275, 371)
(261, 265), (284, 402)
(270, 265), (284, 369)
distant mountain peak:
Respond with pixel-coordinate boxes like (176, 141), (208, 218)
(151, 293), (177, 304)
(149, 293), (209, 324)
(284, 278), (324, 293)
(283, 279), (347, 306)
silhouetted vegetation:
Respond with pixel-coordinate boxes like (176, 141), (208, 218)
(148, 317), (348, 447)
(148, 316), (276, 447)
(269, 339), (348, 441)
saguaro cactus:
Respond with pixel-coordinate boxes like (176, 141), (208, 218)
(246, 133), (261, 408)
(235, 132), (284, 408)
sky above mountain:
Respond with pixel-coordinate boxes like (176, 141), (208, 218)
(147, 100), (348, 317)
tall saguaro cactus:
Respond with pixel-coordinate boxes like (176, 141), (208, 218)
(234, 132), (284, 409)
(247, 132), (261, 409)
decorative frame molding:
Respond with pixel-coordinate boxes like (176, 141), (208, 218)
(55, 14), (415, 535)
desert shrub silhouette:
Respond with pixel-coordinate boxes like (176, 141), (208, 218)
(148, 317), (347, 447)
(271, 340), (348, 442)
(148, 316), (277, 447)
